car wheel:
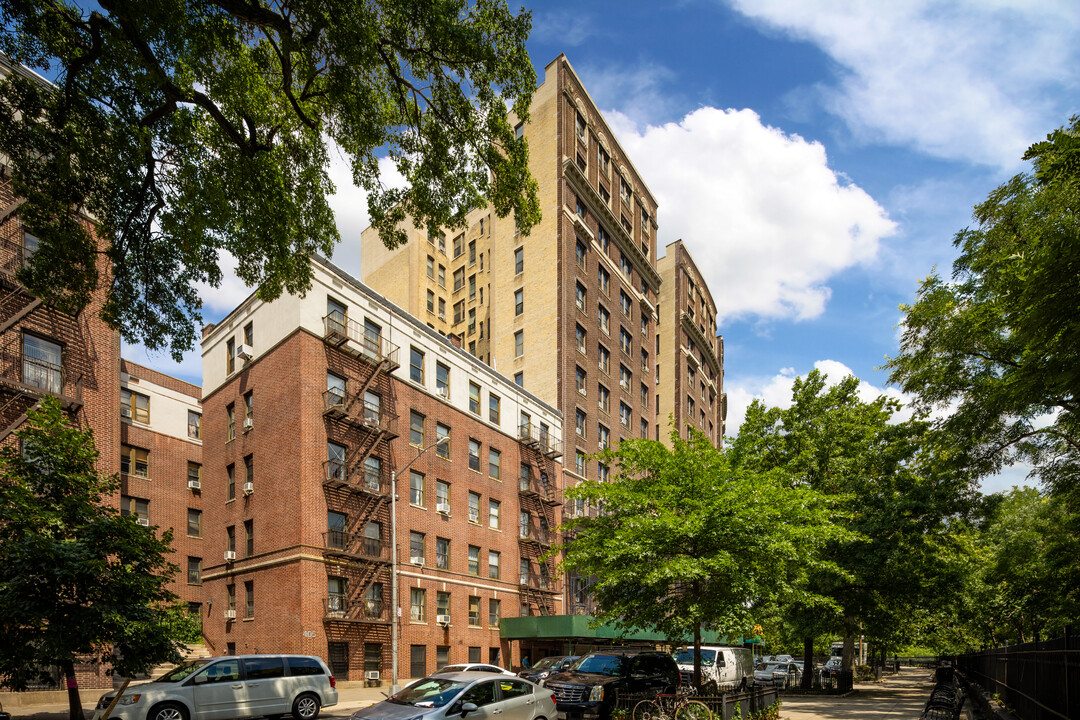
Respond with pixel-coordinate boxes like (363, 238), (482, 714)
(293, 693), (321, 720)
(148, 702), (188, 720)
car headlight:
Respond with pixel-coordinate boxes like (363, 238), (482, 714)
(117, 694), (142, 705)
(536, 671), (550, 680)
(589, 686), (603, 702)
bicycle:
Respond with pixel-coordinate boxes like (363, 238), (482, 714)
(631, 693), (712, 720)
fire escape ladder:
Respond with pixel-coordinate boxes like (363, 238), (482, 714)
(0, 397), (40, 443)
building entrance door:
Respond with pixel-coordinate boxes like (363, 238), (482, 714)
(328, 642), (350, 681)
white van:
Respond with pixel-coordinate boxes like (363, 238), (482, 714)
(95, 655), (338, 720)
(672, 646), (755, 693)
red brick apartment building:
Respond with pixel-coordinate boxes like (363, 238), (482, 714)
(198, 254), (563, 682)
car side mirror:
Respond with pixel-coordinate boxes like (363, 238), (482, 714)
(460, 702), (479, 716)
(192, 674), (207, 685)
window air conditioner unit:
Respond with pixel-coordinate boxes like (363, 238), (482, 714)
(243, 481), (254, 495)
(436, 615), (451, 626)
(236, 344), (254, 361)
(436, 502), (451, 514)
(224, 550), (236, 562)
(365, 671), (380, 681)
(243, 417), (253, 431)
(136, 518), (150, 527)
(410, 556), (424, 565)
(437, 386), (449, 398)
(187, 479), (201, 490)
(224, 609), (236, 620)
(120, 406), (132, 418)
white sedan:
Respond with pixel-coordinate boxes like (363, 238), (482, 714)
(432, 664), (516, 676)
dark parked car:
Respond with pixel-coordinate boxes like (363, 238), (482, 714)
(542, 652), (679, 720)
(518, 656), (579, 685)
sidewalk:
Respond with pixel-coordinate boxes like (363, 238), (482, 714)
(779, 666), (933, 720)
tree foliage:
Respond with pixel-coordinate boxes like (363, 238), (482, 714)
(0, 398), (185, 718)
(885, 117), (1080, 500)
(557, 428), (846, 688)
(0, 0), (540, 358)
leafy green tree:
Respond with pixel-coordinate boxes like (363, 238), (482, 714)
(885, 117), (1080, 501)
(0, 398), (185, 720)
(557, 428), (846, 692)
(0, 0), (540, 359)
(731, 370), (973, 684)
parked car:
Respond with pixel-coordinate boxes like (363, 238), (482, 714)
(95, 655), (338, 720)
(671, 646), (754, 692)
(543, 651), (679, 720)
(820, 656), (843, 679)
(349, 672), (555, 720)
(433, 664), (515, 676)
(518, 656), (579, 684)
(753, 661), (802, 689)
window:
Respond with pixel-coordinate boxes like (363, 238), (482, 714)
(188, 557), (201, 585)
(620, 291), (632, 317)
(226, 403), (235, 441)
(598, 424), (610, 450)
(187, 410), (201, 439)
(515, 122), (524, 139)
(620, 364), (632, 391)
(244, 454), (253, 492)
(576, 111), (586, 140)
(576, 450), (587, 476)
(469, 274), (477, 300)
(427, 255), (435, 278)
(598, 225), (610, 253)
(438, 265), (445, 287)
(469, 492), (481, 524)
(576, 366), (587, 395)
(436, 424), (450, 458)
(410, 587), (426, 622)
(514, 372), (524, 387)
(598, 305), (609, 333)
(598, 182), (610, 203)
(226, 338), (235, 374)
(244, 581), (255, 618)
(641, 315), (649, 337)
(598, 384), (610, 412)
(121, 388), (150, 423)
(454, 234), (464, 258)
(488, 499), (500, 529)
(488, 393), (500, 424)
(227, 464), (235, 501)
(599, 345), (610, 373)
(243, 391), (253, 429)
(244, 519), (254, 556)
(454, 300), (464, 323)
(619, 327), (632, 355)
(469, 382), (481, 415)
(620, 402), (632, 428)
(436, 362), (450, 397)
(469, 596), (481, 626)
(120, 445), (149, 478)
(436, 537), (450, 569)
(688, 395), (695, 417)
(641, 348), (650, 372)
(575, 324), (586, 354)
(438, 298), (446, 320)
(514, 331), (523, 358)
(576, 409), (586, 437)
(436, 480), (450, 512)
(641, 209), (650, 235)
(410, 531), (425, 564)
(325, 441), (346, 482)
(187, 508), (202, 538)
(514, 247), (524, 274)
(410, 411), (425, 445)
(575, 282), (586, 312)
(620, 177), (631, 206)
(410, 471), (425, 506)
(243, 321), (253, 347)
(427, 290), (435, 313)
(453, 267), (465, 292)
(469, 240), (476, 264)
(514, 289), (524, 316)
(575, 241), (587, 272)
(468, 545), (480, 575)
(600, 462), (611, 482)
(437, 591), (450, 622)
(488, 550), (500, 579)
(227, 584), (236, 612)
(466, 439), (480, 471)
(641, 383), (650, 407)
(227, 526), (235, 553)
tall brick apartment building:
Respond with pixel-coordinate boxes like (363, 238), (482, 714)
(198, 254), (562, 681)
(655, 240), (726, 444)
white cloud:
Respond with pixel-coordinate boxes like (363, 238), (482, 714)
(725, 0), (1080, 170)
(325, 145), (405, 278)
(577, 62), (683, 128)
(531, 9), (597, 48)
(607, 107), (896, 323)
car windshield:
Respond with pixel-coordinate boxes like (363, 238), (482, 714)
(390, 678), (469, 707)
(532, 658), (558, 670)
(672, 650), (715, 667)
(156, 659), (211, 683)
(431, 666), (468, 675)
(571, 655), (624, 676)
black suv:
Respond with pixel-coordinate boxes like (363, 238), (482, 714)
(543, 651), (679, 720)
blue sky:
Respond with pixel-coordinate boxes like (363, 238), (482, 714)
(125, 0), (1080, 493)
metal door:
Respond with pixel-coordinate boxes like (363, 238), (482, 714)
(328, 642), (349, 681)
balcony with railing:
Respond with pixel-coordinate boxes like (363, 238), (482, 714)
(322, 458), (390, 496)
(519, 569), (558, 593)
(322, 531), (389, 562)
(518, 473), (563, 506)
(518, 518), (552, 546)
(322, 312), (401, 370)
(322, 390), (398, 437)
(0, 346), (82, 410)
(517, 422), (563, 459)
(323, 595), (387, 623)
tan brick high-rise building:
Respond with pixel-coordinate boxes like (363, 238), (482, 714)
(361, 57), (664, 617)
(655, 240), (726, 445)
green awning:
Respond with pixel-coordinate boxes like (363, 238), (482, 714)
(499, 615), (758, 645)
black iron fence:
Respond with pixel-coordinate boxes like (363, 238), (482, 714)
(616, 688), (779, 720)
(952, 626), (1079, 720)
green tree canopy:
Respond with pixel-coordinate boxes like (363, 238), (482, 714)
(557, 428), (847, 690)
(0, 0), (540, 358)
(885, 117), (1080, 500)
(0, 398), (186, 720)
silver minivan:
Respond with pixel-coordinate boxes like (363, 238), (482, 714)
(96, 655), (338, 720)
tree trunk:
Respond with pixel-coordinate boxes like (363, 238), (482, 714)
(842, 634), (855, 673)
(693, 623), (702, 693)
(800, 636), (813, 689)
(61, 659), (85, 720)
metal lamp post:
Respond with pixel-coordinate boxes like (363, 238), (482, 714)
(390, 434), (449, 694)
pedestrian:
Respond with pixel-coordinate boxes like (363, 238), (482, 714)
(522, 656), (530, 669)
